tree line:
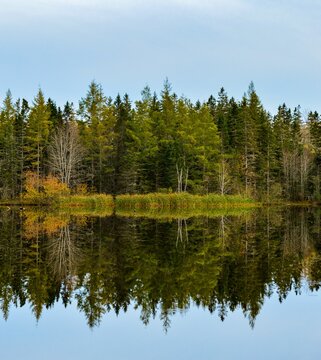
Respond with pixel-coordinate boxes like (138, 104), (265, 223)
(1, 80), (321, 200)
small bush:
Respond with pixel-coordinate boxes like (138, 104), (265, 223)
(74, 183), (89, 195)
(43, 175), (70, 200)
(24, 172), (69, 204)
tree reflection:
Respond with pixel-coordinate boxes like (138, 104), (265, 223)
(47, 224), (81, 282)
(0, 207), (320, 329)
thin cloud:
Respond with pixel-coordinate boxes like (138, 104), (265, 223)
(0, 0), (248, 17)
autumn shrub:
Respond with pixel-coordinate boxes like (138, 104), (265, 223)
(42, 175), (70, 200)
(74, 183), (89, 195)
(24, 172), (70, 204)
(24, 171), (41, 202)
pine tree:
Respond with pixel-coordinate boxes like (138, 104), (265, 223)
(307, 111), (321, 199)
(25, 89), (51, 189)
(113, 94), (132, 193)
(192, 103), (220, 193)
(212, 88), (234, 194)
(47, 98), (63, 130)
(156, 79), (177, 190)
(0, 90), (17, 198)
(126, 86), (158, 193)
(15, 98), (29, 196)
(78, 81), (116, 193)
(273, 104), (300, 200)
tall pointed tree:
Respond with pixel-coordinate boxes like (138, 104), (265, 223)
(125, 86), (158, 193)
(78, 81), (116, 193)
(15, 98), (29, 196)
(0, 90), (17, 198)
(25, 89), (51, 189)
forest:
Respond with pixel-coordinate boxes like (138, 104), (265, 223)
(0, 80), (321, 201)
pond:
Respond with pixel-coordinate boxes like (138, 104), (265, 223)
(0, 207), (321, 359)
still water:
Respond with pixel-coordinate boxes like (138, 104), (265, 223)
(0, 207), (321, 359)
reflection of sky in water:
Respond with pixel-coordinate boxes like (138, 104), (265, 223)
(1, 289), (321, 360)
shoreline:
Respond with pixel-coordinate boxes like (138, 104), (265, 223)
(0, 193), (318, 210)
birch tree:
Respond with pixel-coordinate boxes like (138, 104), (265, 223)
(48, 121), (85, 188)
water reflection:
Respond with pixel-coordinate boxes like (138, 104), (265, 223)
(0, 207), (320, 330)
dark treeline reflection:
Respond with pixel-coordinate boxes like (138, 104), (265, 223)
(0, 208), (321, 330)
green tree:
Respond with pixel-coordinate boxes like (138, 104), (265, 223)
(15, 98), (29, 196)
(78, 81), (116, 193)
(125, 86), (158, 193)
(0, 90), (17, 198)
(25, 89), (51, 189)
(112, 94), (133, 194)
(192, 103), (220, 193)
(307, 111), (321, 199)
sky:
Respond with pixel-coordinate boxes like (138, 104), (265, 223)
(0, 0), (321, 114)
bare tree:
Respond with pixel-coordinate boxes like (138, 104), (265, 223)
(176, 218), (188, 246)
(176, 160), (188, 193)
(218, 157), (231, 195)
(47, 224), (81, 282)
(48, 122), (85, 187)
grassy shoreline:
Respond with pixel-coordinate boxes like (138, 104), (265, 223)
(2, 193), (315, 212)
(0, 194), (115, 209)
(115, 193), (257, 210)
(58, 194), (114, 208)
(0, 193), (257, 208)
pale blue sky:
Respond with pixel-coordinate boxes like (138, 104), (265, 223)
(0, 0), (321, 114)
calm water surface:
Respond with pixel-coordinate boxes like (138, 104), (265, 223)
(0, 207), (321, 359)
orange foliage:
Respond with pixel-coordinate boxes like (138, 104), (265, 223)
(24, 171), (41, 199)
(43, 175), (70, 198)
(24, 212), (70, 239)
(24, 171), (70, 203)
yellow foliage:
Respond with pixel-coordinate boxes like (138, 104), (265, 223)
(43, 175), (70, 198)
(24, 171), (70, 204)
(24, 171), (41, 199)
(23, 211), (70, 239)
(74, 183), (88, 195)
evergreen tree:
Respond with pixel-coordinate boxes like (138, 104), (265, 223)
(0, 90), (17, 198)
(126, 86), (158, 193)
(192, 103), (220, 193)
(307, 112), (321, 199)
(78, 81), (116, 192)
(113, 93), (132, 194)
(15, 98), (29, 196)
(156, 79), (178, 190)
(47, 98), (63, 130)
(25, 89), (51, 188)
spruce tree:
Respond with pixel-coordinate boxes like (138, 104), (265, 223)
(78, 81), (116, 193)
(15, 98), (29, 196)
(0, 90), (17, 198)
(25, 89), (51, 189)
